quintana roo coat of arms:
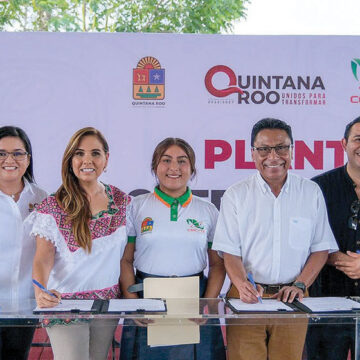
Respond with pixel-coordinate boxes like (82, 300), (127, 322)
(133, 56), (165, 100)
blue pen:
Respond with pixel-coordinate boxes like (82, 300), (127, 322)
(247, 272), (263, 303)
(32, 279), (60, 302)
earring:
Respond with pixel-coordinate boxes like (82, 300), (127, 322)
(103, 168), (107, 173)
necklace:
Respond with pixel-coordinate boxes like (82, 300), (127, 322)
(1, 182), (24, 200)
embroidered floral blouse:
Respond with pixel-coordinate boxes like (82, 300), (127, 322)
(28, 184), (130, 300)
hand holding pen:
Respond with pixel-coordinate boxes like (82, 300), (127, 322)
(247, 272), (263, 303)
(235, 273), (263, 303)
(32, 279), (62, 308)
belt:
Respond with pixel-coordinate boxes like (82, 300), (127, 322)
(256, 282), (293, 294)
(128, 270), (204, 293)
(136, 270), (204, 280)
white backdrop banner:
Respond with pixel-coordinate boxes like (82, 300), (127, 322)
(1, 33), (359, 208)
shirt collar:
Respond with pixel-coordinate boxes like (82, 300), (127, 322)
(256, 171), (290, 194)
(154, 186), (192, 208)
(22, 178), (34, 195)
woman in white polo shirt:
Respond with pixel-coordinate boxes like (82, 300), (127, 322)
(0, 126), (47, 359)
(120, 137), (226, 360)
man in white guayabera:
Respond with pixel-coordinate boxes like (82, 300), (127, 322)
(212, 118), (338, 360)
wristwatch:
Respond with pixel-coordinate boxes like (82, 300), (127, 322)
(292, 281), (306, 292)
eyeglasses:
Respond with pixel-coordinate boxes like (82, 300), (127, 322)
(0, 151), (29, 161)
(252, 145), (292, 157)
(348, 200), (360, 230)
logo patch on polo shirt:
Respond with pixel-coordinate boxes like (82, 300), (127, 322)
(186, 218), (205, 233)
(28, 203), (38, 213)
(141, 217), (154, 234)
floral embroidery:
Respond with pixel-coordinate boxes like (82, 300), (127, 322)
(42, 318), (89, 328)
(62, 284), (120, 300)
(35, 184), (130, 252)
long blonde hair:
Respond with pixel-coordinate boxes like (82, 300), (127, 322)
(55, 127), (109, 253)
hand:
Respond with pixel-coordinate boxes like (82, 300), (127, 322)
(133, 318), (154, 327)
(190, 317), (208, 325)
(236, 280), (264, 304)
(334, 251), (360, 279)
(204, 299), (222, 315)
(35, 289), (61, 308)
(273, 286), (304, 303)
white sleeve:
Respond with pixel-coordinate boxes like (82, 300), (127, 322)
(26, 211), (68, 254)
(207, 203), (219, 245)
(310, 185), (339, 253)
(211, 190), (242, 256)
(126, 199), (137, 240)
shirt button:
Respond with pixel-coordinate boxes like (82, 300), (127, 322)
(355, 282), (358, 287)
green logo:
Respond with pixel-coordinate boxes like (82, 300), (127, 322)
(351, 58), (360, 81)
(186, 218), (204, 230)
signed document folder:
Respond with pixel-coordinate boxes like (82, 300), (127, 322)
(226, 298), (295, 312)
(226, 297), (360, 314)
(144, 276), (200, 347)
(293, 297), (360, 313)
(34, 298), (166, 314)
(106, 299), (166, 313)
(33, 299), (101, 314)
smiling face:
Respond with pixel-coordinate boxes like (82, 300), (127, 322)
(0, 136), (30, 185)
(155, 145), (192, 198)
(343, 122), (360, 173)
(71, 135), (109, 186)
(251, 129), (293, 187)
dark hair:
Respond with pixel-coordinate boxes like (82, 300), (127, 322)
(251, 118), (293, 146)
(0, 126), (34, 182)
(344, 116), (360, 141)
(151, 137), (196, 178)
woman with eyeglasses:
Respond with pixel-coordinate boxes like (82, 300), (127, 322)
(30, 127), (131, 360)
(0, 126), (47, 359)
(120, 137), (226, 360)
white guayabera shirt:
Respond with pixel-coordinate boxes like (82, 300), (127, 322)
(0, 179), (47, 303)
(212, 172), (339, 285)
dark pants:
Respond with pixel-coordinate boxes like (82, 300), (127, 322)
(0, 320), (36, 360)
(306, 320), (355, 360)
(120, 273), (226, 360)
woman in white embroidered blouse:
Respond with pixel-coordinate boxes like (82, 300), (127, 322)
(30, 127), (130, 360)
(0, 126), (47, 360)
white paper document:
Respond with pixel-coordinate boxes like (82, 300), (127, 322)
(33, 299), (95, 312)
(299, 297), (360, 312)
(227, 298), (294, 312)
(108, 299), (166, 313)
